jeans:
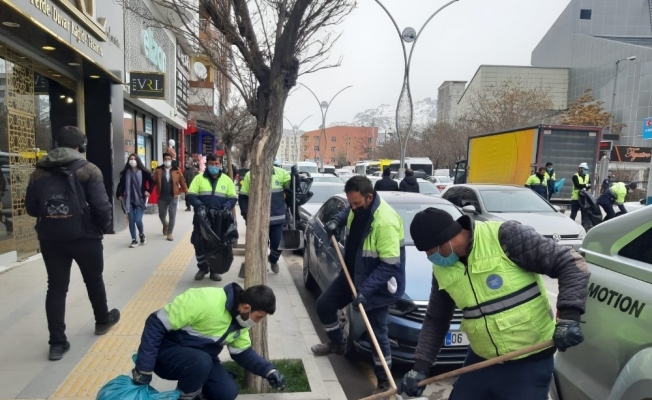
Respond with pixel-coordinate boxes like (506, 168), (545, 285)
(158, 197), (179, 233)
(315, 272), (392, 383)
(40, 239), (110, 345)
(128, 206), (144, 240)
(268, 223), (283, 264)
(449, 350), (553, 400)
(154, 344), (238, 400)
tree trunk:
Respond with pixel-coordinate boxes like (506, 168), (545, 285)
(225, 144), (234, 179)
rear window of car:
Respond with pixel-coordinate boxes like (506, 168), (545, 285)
(618, 227), (652, 264)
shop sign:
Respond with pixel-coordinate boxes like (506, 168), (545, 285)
(130, 72), (165, 99)
(202, 134), (214, 155)
(610, 146), (652, 163)
(141, 29), (166, 73)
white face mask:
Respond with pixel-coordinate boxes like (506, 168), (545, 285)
(236, 314), (256, 328)
(129, 160), (137, 167)
(163, 161), (172, 168)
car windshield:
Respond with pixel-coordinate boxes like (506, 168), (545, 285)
(309, 185), (344, 203)
(393, 203), (463, 245)
(418, 181), (442, 195)
(435, 176), (452, 183)
(479, 189), (555, 213)
(312, 176), (344, 183)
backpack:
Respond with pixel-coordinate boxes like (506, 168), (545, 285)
(36, 159), (90, 241)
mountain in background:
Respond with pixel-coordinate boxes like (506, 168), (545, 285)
(329, 97), (437, 131)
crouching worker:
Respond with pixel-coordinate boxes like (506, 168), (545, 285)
(132, 283), (286, 400)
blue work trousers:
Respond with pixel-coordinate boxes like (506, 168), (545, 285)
(268, 223), (283, 264)
(449, 350), (553, 400)
(154, 344), (238, 400)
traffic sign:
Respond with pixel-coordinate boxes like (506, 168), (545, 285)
(643, 117), (652, 140)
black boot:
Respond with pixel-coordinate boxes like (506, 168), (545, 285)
(48, 341), (70, 361)
(95, 308), (121, 335)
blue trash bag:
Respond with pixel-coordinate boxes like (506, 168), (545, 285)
(96, 375), (181, 400)
(554, 178), (566, 194)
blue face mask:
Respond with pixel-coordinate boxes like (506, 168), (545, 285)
(546, 167), (552, 172)
(581, 168), (589, 175)
(427, 242), (459, 267)
(207, 166), (220, 175)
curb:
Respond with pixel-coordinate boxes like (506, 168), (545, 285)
(0, 253), (43, 275)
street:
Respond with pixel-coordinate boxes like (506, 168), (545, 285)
(282, 251), (561, 399)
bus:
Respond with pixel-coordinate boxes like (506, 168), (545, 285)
(355, 161), (380, 176)
(389, 157), (433, 176)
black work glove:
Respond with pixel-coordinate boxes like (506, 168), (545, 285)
(266, 369), (286, 390)
(324, 219), (339, 237)
(553, 319), (584, 352)
(352, 292), (366, 311)
(132, 368), (152, 385)
(400, 369), (426, 397)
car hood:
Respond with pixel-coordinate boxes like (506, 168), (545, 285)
(485, 212), (580, 236)
(404, 245), (435, 301)
(300, 203), (323, 217)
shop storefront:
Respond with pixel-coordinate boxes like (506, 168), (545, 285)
(0, 0), (125, 261)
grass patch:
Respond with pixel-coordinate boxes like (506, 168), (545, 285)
(222, 358), (310, 394)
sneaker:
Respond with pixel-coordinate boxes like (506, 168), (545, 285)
(48, 341), (70, 361)
(163, 224), (168, 235)
(195, 270), (207, 280)
(370, 381), (391, 399)
(209, 272), (222, 281)
(167, 234), (174, 241)
(95, 309), (121, 335)
(310, 341), (346, 356)
(270, 263), (279, 274)
(140, 234), (146, 245)
(238, 263), (245, 279)
(185, 207), (191, 212)
(129, 239), (138, 248)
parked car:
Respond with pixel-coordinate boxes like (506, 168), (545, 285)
(441, 184), (585, 250)
(335, 169), (353, 178)
(550, 205), (652, 400)
(309, 172), (346, 184)
(428, 175), (453, 192)
(303, 191), (468, 365)
(394, 178), (442, 196)
(297, 182), (345, 233)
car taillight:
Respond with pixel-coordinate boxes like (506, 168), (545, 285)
(437, 185), (446, 190)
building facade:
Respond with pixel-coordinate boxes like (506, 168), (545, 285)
(437, 81), (466, 123)
(277, 129), (303, 163)
(0, 0), (125, 262)
(532, 0), (652, 146)
(301, 126), (378, 166)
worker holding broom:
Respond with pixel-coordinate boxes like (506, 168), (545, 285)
(401, 209), (590, 399)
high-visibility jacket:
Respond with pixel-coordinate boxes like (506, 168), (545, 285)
(599, 181), (628, 205)
(239, 166), (291, 225)
(186, 171), (237, 210)
(571, 173), (590, 201)
(433, 221), (554, 360)
(525, 174), (548, 198)
(545, 170), (556, 195)
(134, 284), (274, 377)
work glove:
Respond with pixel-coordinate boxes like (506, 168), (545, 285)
(131, 368), (152, 385)
(352, 292), (366, 311)
(553, 319), (584, 352)
(585, 183), (592, 189)
(266, 369), (286, 390)
(324, 219), (339, 237)
(400, 369), (426, 397)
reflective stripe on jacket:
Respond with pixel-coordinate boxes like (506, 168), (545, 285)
(186, 171), (237, 210)
(238, 166), (291, 225)
(432, 221), (555, 360)
(571, 173), (590, 201)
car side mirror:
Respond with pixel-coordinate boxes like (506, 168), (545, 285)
(462, 205), (479, 215)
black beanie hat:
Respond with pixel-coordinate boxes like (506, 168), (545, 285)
(383, 167), (391, 177)
(410, 208), (463, 251)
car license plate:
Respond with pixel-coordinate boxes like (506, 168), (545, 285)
(445, 331), (469, 346)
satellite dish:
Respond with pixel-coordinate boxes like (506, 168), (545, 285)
(402, 27), (417, 43)
(193, 61), (208, 80)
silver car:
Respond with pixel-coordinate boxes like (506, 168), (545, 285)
(550, 205), (652, 400)
(441, 184), (586, 250)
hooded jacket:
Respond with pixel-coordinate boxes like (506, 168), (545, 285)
(374, 176), (399, 191)
(25, 147), (113, 239)
(399, 176), (420, 193)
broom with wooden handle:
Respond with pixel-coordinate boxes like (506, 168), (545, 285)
(359, 339), (556, 400)
(330, 235), (403, 400)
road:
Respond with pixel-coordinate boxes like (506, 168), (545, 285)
(283, 251), (561, 400)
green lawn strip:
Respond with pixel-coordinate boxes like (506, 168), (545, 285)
(222, 358), (311, 394)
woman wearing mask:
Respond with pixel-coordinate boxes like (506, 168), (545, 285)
(117, 155), (155, 248)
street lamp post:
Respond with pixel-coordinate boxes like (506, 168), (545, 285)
(374, 0), (459, 178)
(299, 83), (352, 170)
(284, 115), (313, 163)
(609, 56), (637, 134)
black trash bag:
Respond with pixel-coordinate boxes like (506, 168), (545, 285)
(284, 169), (314, 210)
(578, 191), (603, 231)
(197, 208), (239, 274)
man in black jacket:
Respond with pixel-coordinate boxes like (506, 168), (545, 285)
(25, 126), (120, 361)
(399, 169), (420, 193)
(374, 167), (398, 191)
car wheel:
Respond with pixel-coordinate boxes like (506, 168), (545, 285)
(302, 242), (316, 289)
(339, 305), (356, 357)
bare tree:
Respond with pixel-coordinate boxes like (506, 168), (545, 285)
(416, 121), (468, 169)
(214, 97), (256, 178)
(560, 88), (625, 133)
(126, 0), (356, 392)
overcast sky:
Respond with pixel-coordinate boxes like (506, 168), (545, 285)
(282, 0), (572, 132)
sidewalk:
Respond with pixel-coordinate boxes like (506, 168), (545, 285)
(0, 205), (345, 400)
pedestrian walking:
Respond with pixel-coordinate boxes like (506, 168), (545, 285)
(184, 159), (200, 211)
(238, 157), (290, 275)
(116, 154), (154, 248)
(569, 162), (592, 222)
(525, 167), (548, 199)
(153, 152), (188, 241)
(131, 283), (286, 400)
(597, 181), (636, 221)
(544, 162), (556, 201)
(25, 126), (120, 361)
(374, 167), (399, 191)
(187, 153), (237, 281)
(399, 169), (420, 193)
(400, 208), (589, 400)
(311, 176), (406, 397)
